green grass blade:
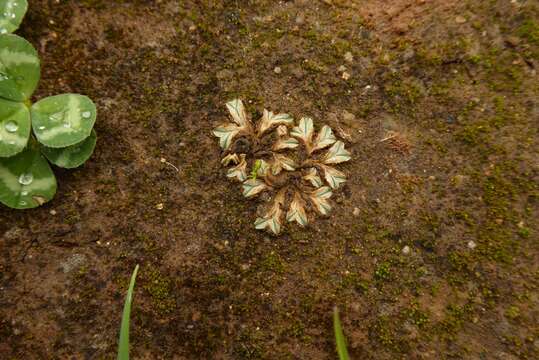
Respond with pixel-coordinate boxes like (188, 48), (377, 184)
(117, 264), (139, 360)
(333, 306), (350, 360)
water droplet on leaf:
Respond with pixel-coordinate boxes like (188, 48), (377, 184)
(82, 111), (91, 119)
(49, 111), (66, 122)
(18, 173), (33, 185)
(5, 121), (18, 133)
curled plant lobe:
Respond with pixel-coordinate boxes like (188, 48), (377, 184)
(213, 99), (352, 235)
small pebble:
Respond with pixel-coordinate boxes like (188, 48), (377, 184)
(402, 245), (411, 255)
(273, 66), (281, 74)
(505, 36), (520, 47)
(467, 240), (477, 250)
(49, 209), (57, 215)
(155, 203), (164, 210)
(342, 71), (350, 80)
(394, 23), (409, 35)
(455, 15), (467, 24)
(344, 51), (353, 63)
(353, 207), (360, 217)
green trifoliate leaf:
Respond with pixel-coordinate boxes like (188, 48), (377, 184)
(40, 129), (97, 168)
(242, 178), (267, 197)
(257, 109), (293, 136)
(0, 0), (27, 34)
(290, 117), (314, 146)
(213, 123), (241, 150)
(255, 191), (285, 235)
(0, 33), (40, 102)
(303, 167), (322, 188)
(226, 99), (250, 127)
(0, 97), (29, 157)
(272, 137), (299, 151)
(226, 154), (247, 182)
(309, 186), (332, 215)
(31, 94), (97, 148)
(321, 164), (347, 189)
(322, 141), (351, 164)
(286, 192), (308, 227)
(312, 125), (337, 152)
(0, 146), (57, 209)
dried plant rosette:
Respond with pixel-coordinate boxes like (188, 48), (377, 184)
(213, 99), (351, 235)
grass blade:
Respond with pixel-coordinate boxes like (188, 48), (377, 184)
(333, 306), (350, 360)
(117, 264), (139, 360)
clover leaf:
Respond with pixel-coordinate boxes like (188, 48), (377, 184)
(31, 94), (97, 148)
(0, 0), (28, 35)
(0, 97), (30, 157)
(0, 145), (57, 209)
(0, 5), (98, 210)
(0, 33), (40, 101)
(40, 129), (97, 169)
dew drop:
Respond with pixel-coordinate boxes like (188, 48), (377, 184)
(0, 29), (6, 34)
(63, 122), (71, 128)
(49, 111), (65, 122)
(18, 173), (33, 186)
(5, 120), (18, 133)
(19, 200), (27, 206)
(38, 126), (46, 130)
(21, 190), (28, 196)
(82, 111), (92, 119)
